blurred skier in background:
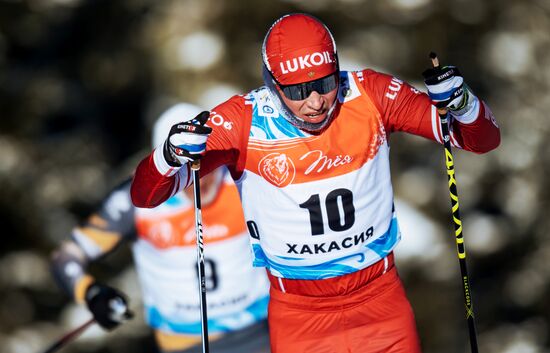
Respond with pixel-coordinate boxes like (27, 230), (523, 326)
(51, 103), (271, 353)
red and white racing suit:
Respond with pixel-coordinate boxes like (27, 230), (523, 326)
(131, 69), (500, 353)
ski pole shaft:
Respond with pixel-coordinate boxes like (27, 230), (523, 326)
(42, 318), (95, 353)
(191, 159), (210, 353)
(429, 52), (479, 353)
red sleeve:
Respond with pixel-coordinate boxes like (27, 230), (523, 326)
(448, 102), (501, 153)
(201, 95), (252, 179)
(130, 154), (181, 208)
(361, 69), (500, 153)
(131, 95), (251, 208)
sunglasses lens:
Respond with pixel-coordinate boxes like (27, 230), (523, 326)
(280, 73), (338, 101)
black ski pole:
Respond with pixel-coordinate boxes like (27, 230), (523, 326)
(429, 52), (479, 353)
(191, 159), (210, 353)
(42, 318), (95, 353)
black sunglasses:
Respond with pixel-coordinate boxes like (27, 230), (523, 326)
(276, 72), (339, 101)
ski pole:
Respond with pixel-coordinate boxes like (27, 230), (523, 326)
(191, 159), (210, 353)
(429, 52), (479, 353)
(42, 318), (95, 353)
(42, 295), (133, 353)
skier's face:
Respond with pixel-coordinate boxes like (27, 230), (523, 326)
(278, 85), (338, 124)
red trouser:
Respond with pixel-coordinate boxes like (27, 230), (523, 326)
(267, 253), (421, 353)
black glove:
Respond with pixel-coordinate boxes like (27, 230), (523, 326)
(85, 282), (133, 330)
(163, 111), (212, 167)
(422, 65), (468, 111)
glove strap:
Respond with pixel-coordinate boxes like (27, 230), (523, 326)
(163, 139), (184, 167)
(449, 86), (480, 124)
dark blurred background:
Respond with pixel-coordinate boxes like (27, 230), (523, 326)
(1, 0), (549, 352)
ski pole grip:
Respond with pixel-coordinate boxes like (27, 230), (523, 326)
(429, 51), (440, 68)
(429, 51), (449, 116)
(191, 160), (201, 171)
